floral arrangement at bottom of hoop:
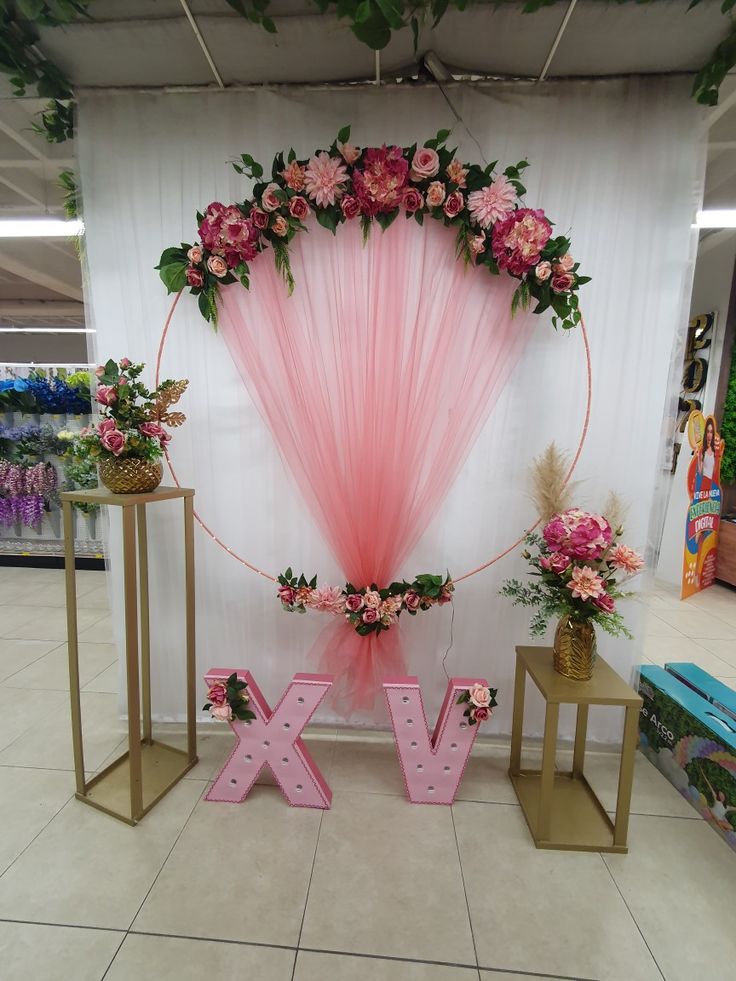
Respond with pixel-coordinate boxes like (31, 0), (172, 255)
(456, 683), (498, 725)
(277, 568), (454, 635)
(203, 673), (256, 723)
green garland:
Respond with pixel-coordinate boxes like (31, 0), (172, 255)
(720, 340), (736, 485)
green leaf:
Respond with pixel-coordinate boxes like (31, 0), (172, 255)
(375, 208), (399, 231)
(316, 208), (338, 234)
(351, 7), (392, 49)
(354, 0), (372, 23)
(159, 263), (187, 294)
(431, 0), (449, 26)
(374, 0), (404, 30)
(337, 124), (352, 144)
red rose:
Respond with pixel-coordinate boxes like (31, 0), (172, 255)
(443, 190), (464, 219)
(403, 188), (424, 213)
(551, 272), (574, 293)
(345, 593), (363, 612)
(341, 195), (361, 220)
(289, 196), (310, 220)
(250, 208), (269, 230)
(186, 266), (204, 287)
(473, 706), (490, 722)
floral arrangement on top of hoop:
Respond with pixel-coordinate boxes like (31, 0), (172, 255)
(72, 358), (188, 494)
(157, 127), (590, 331)
(500, 445), (645, 680)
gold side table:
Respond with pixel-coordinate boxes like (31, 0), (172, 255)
(509, 645), (642, 854)
(62, 485), (198, 825)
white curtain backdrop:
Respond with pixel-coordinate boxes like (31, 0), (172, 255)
(76, 78), (705, 741)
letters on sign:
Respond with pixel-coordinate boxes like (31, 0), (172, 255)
(383, 676), (487, 804)
(205, 669), (333, 809)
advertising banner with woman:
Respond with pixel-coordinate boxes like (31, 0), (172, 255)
(682, 411), (725, 598)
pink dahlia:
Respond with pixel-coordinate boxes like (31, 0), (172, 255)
(305, 585), (346, 615)
(608, 544), (644, 575)
(467, 175), (517, 229)
(352, 145), (409, 215)
(567, 566), (605, 602)
(281, 161), (306, 191)
(492, 208), (552, 277)
(304, 152), (350, 208)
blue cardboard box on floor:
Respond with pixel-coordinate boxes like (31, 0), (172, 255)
(638, 663), (736, 852)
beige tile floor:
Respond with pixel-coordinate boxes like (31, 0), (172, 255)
(0, 565), (735, 980)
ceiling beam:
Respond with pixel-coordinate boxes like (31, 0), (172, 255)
(179, 0), (225, 88)
(0, 159), (74, 171)
(0, 249), (82, 301)
(0, 171), (49, 210)
(705, 85), (736, 132)
(697, 228), (736, 257)
(0, 299), (83, 317)
(538, 0), (578, 82)
(0, 119), (44, 161)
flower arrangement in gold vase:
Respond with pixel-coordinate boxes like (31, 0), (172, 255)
(500, 445), (644, 681)
(74, 358), (188, 494)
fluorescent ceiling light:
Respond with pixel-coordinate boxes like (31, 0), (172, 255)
(695, 210), (736, 228)
(0, 218), (84, 238)
(0, 327), (94, 334)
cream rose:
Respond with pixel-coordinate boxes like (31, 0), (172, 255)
(468, 684), (492, 708)
(426, 181), (446, 208)
(207, 255), (228, 278)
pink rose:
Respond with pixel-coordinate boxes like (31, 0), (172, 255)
(278, 585), (296, 605)
(535, 260), (552, 283)
(261, 182), (282, 212)
(271, 215), (289, 237)
(404, 590), (421, 611)
(100, 427), (125, 456)
(119, 357), (131, 369)
(211, 703), (233, 722)
(341, 195), (361, 220)
(95, 365), (105, 377)
(410, 147), (440, 181)
(469, 683), (491, 708)
(118, 376), (128, 386)
(443, 190), (464, 218)
(558, 253), (575, 272)
(426, 181), (446, 208)
(402, 188), (424, 213)
(473, 706), (490, 722)
(139, 422), (168, 443)
(207, 255), (228, 278)
(345, 593), (363, 612)
(362, 608), (379, 624)
(551, 272), (574, 293)
(438, 584), (454, 605)
(540, 551), (570, 574)
(250, 207), (269, 230)
(338, 142), (361, 165)
(186, 266), (205, 288)
(207, 682), (228, 706)
(187, 246), (202, 264)
(97, 418), (116, 435)
(594, 592), (616, 613)
(95, 385), (117, 406)
(288, 196), (310, 220)
(363, 589), (381, 609)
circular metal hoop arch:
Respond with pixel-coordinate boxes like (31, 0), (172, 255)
(155, 289), (592, 586)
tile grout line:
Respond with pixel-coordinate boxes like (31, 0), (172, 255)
(449, 805), (482, 981)
(0, 637), (68, 685)
(599, 853), (667, 981)
(0, 791), (76, 884)
(100, 779), (208, 979)
(291, 732), (338, 981)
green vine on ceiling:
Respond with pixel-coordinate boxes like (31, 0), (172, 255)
(0, 0), (733, 164)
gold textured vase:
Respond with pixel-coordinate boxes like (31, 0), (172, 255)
(98, 457), (163, 494)
(553, 616), (597, 681)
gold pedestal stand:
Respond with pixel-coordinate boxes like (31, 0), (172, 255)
(509, 646), (642, 854)
(62, 486), (198, 825)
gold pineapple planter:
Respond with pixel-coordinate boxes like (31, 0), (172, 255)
(553, 616), (596, 681)
(99, 457), (163, 495)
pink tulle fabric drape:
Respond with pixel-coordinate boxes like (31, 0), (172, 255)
(219, 217), (535, 713)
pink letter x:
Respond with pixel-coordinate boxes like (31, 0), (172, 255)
(205, 669), (333, 809)
(384, 676), (488, 804)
